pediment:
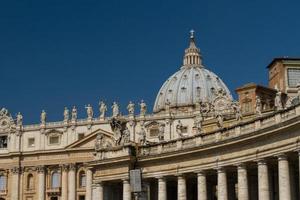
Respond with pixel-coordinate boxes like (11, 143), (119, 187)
(66, 128), (114, 149)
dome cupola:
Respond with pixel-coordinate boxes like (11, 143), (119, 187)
(153, 31), (232, 113)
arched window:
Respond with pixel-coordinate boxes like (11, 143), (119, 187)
(51, 172), (60, 188)
(0, 175), (6, 191)
(27, 174), (34, 190)
(79, 171), (86, 188)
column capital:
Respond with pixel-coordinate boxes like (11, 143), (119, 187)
(257, 158), (267, 165)
(156, 176), (166, 181)
(277, 153), (288, 161)
(176, 173), (186, 179)
(122, 178), (130, 183)
(236, 163), (247, 169)
(36, 165), (45, 173)
(10, 166), (20, 174)
(68, 163), (76, 171)
(216, 167), (226, 173)
(60, 164), (69, 171)
(195, 170), (206, 176)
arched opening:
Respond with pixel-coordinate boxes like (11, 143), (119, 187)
(27, 173), (34, 190)
(51, 171), (60, 188)
(79, 171), (86, 188)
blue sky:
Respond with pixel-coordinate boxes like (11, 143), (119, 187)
(0, 0), (300, 124)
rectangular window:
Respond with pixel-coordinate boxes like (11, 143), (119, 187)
(78, 133), (85, 140)
(287, 68), (300, 87)
(49, 136), (60, 145)
(182, 126), (188, 133)
(28, 138), (35, 147)
(149, 129), (159, 137)
(0, 136), (7, 149)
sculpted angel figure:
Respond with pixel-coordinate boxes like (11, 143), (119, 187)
(85, 104), (93, 119)
(122, 127), (130, 144)
(99, 101), (107, 118)
(112, 102), (119, 117)
(0, 108), (8, 116)
(41, 110), (46, 124)
(215, 110), (223, 128)
(127, 101), (135, 115)
(139, 128), (147, 145)
(71, 106), (77, 121)
(63, 107), (69, 122)
(139, 100), (147, 116)
(232, 102), (242, 121)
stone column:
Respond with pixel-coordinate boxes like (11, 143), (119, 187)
(86, 168), (93, 200)
(257, 159), (270, 200)
(10, 167), (20, 200)
(92, 183), (103, 200)
(61, 165), (68, 200)
(217, 167), (228, 200)
(278, 154), (291, 200)
(237, 164), (249, 200)
(37, 166), (45, 200)
(157, 177), (167, 200)
(68, 164), (76, 200)
(177, 174), (187, 200)
(123, 179), (131, 200)
(197, 171), (207, 200)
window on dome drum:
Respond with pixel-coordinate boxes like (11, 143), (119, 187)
(0, 136), (7, 149)
(287, 68), (300, 87)
(149, 128), (159, 137)
(27, 174), (34, 190)
(28, 138), (35, 147)
(79, 171), (86, 188)
(51, 172), (60, 188)
(78, 133), (85, 140)
(49, 136), (60, 145)
(182, 126), (188, 134)
(0, 175), (6, 191)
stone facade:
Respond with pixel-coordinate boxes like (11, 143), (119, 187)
(0, 32), (300, 200)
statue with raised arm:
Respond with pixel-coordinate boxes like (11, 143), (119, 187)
(71, 106), (77, 121)
(85, 104), (93, 120)
(41, 110), (46, 124)
(127, 101), (135, 115)
(112, 102), (119, 117)
(16, 112), (23, 126)
(63, 107), (69, 122)
(99, 101), (107, 119)
(139, 100), (147, 116)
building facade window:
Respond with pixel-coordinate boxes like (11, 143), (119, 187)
(49, 136), (60, 145)
(27, 174), (34, 190)
(0, 175), (6, 191)
(0, 136), (7, 149)
(28, 138), (35, 147)
(79, 171), (86, 188)
(51, 172), (60, 188)
(78, 133), (85, 140)
(287, 68), (300, 87)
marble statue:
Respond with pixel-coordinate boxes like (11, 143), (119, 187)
(127, 101), (135, 115)
(122, 127), (130, 144)
(176, 120), (184, 138)
(158, 123), (165, 141)
(16, 112), (23, 126)
(112, 102), (120, 117)
(275, 91), (283, 111)
(215, 110), (224, 128)
(63, 107), (69, 122)
(140, 100), (147, 116)
(99, 101), (107, 119)
(71, 106), (77, 121)
(139, 128), (147, 145)
(41, 110), (46, 124)
(0, 108), (8, 117)
(255, 96), (262, 116)
(85, 104), (93, 119)
(232, 102), (242, 121)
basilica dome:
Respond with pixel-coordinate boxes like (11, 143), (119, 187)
(153, 31), (232, 113)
